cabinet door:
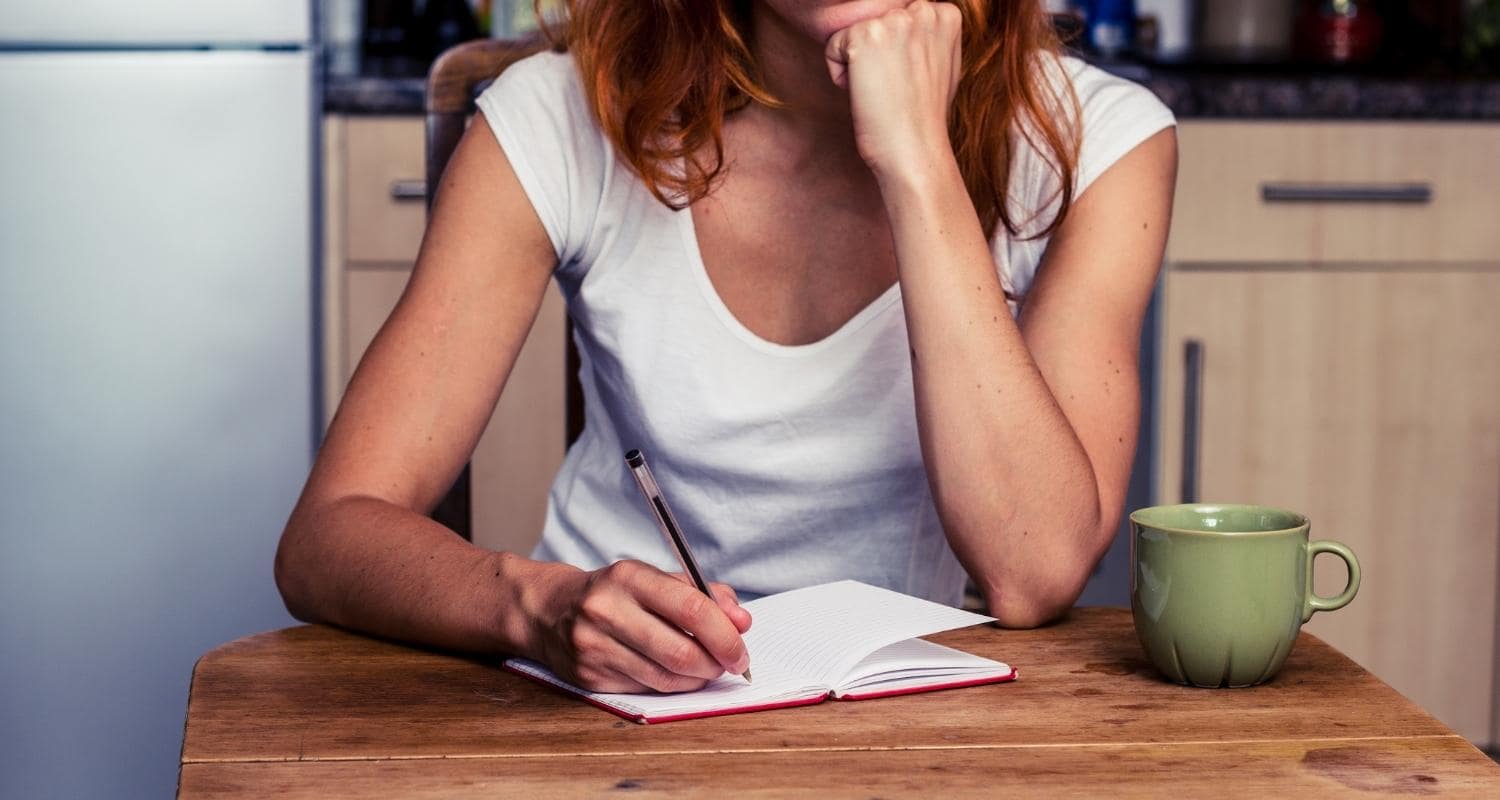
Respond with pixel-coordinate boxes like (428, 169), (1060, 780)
(1158, 269), (1500, 745)
(344, 267), (567, 557)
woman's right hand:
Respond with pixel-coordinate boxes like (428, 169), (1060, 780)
(523, 559), (752, 693)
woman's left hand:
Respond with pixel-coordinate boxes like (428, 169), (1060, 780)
(825, 0), (963, 180)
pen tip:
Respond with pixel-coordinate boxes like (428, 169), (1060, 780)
(743, 668), (753, 683)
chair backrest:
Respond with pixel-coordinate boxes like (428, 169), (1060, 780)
(422, 36), (552, 541)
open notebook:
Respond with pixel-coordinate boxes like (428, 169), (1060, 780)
(503, 580), (1016, 723)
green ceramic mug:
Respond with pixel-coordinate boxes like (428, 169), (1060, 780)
(1129, 504), (1361, 688)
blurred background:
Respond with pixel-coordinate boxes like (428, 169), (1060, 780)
(2, 1), (1499, 797)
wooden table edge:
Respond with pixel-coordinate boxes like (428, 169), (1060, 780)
(180, 733), (1484, 766)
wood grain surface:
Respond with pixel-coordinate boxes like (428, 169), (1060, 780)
(183, 608), (1459, 768)
(179, 737), (1495, 799)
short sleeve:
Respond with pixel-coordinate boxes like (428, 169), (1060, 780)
(997, 56), (1176, 303)
(474, 51), (608, 270)
(1069, 59), (1177, 198)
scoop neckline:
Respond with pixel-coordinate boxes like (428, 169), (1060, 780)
(674, 203), (902, 359)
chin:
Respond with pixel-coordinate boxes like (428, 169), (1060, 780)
(788, 0), (914, 41)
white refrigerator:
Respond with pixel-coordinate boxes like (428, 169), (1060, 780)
(1, 2), (316, 797)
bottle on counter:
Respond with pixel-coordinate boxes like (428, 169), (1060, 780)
(1136, 0), (1196, 61)
(1085, 0), (1138, 57)
(1295, 0), (1384, 65)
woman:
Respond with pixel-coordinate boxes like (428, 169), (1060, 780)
(276, 0), (1176, 694)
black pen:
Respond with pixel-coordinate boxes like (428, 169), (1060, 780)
(624, 448), (752, 683)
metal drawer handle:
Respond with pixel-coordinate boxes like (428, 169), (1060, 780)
(1182, 339), (1203, 505)
(389, 179), (427, 201)
(1261, 183), (1432, 204)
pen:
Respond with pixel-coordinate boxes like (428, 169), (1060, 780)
(624, 448), (752, 683)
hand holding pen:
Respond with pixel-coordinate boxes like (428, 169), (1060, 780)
(518, 451), (752, 694)
(626, 449), (753, 683)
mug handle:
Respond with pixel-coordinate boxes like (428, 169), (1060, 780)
(1303, 540), (1362, 623)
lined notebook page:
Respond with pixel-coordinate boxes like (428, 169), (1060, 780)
(503, 580), (996, 720)
(835, 638), (1011, 694)
(742, 581), (995, 688)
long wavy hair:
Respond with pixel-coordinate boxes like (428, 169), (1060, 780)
(540, 1), (1080, 241)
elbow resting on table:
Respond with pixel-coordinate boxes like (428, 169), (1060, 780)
(979, 567), (1091, 629)
(960, 516), (1107, 629)
(273, 516), (321, 625)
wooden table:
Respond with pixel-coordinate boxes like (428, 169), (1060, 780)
(179, 608), (1500, 797)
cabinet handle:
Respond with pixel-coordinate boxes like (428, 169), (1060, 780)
(1260, 183), (1432, 204)
(1182, 339), (1204, 505)
(389, 180), (427, 201)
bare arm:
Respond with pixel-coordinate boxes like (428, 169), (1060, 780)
(830, 3), (1176, 626)
(885, 131), (1176, 627)
(275, 117), (560, 652)
(274, 119), (750, 688)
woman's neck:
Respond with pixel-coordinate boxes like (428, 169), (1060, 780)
(738, 5), (866, 174)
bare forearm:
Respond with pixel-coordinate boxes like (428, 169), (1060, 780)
(876, 157), (1106, 622)
(274, 496), (575, 656)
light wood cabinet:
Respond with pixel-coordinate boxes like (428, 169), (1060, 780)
(1159, 121), (1500, 746)
(1169, 122), (1500, 265)
(323, 114), (566, 556)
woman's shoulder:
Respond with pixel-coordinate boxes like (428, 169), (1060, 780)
(1048, 54), (1174, 126)
(998, 52), (1177, 287)
(474, 48), (614, 272)
(482, 49), (586, 106)
(473, 48), (606, 168)
(1016, 53), (1177, 203)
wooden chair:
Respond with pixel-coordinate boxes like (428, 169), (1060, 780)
(423, 36), (581, 541)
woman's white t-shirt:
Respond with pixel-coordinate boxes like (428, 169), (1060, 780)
(475, 51), (1175, 606)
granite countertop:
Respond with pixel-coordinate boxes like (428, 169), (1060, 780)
(325, 74), (427, 115)
(325, 58), (1500, 120)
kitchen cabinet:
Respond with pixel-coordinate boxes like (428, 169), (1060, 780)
(1158, 121), (1500, 746)
(323, 114), (566, 556)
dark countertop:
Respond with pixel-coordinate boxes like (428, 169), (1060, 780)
(325, 74), (427, 116)
(1107, 61), (1500, 120)
(325, 58), (1500, 120)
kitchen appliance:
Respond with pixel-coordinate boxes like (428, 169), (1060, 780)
(1199, 0), (1299, 62)
(1, 2), (315, 797)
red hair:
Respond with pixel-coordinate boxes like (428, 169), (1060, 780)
(542, 1), (1080, 240)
